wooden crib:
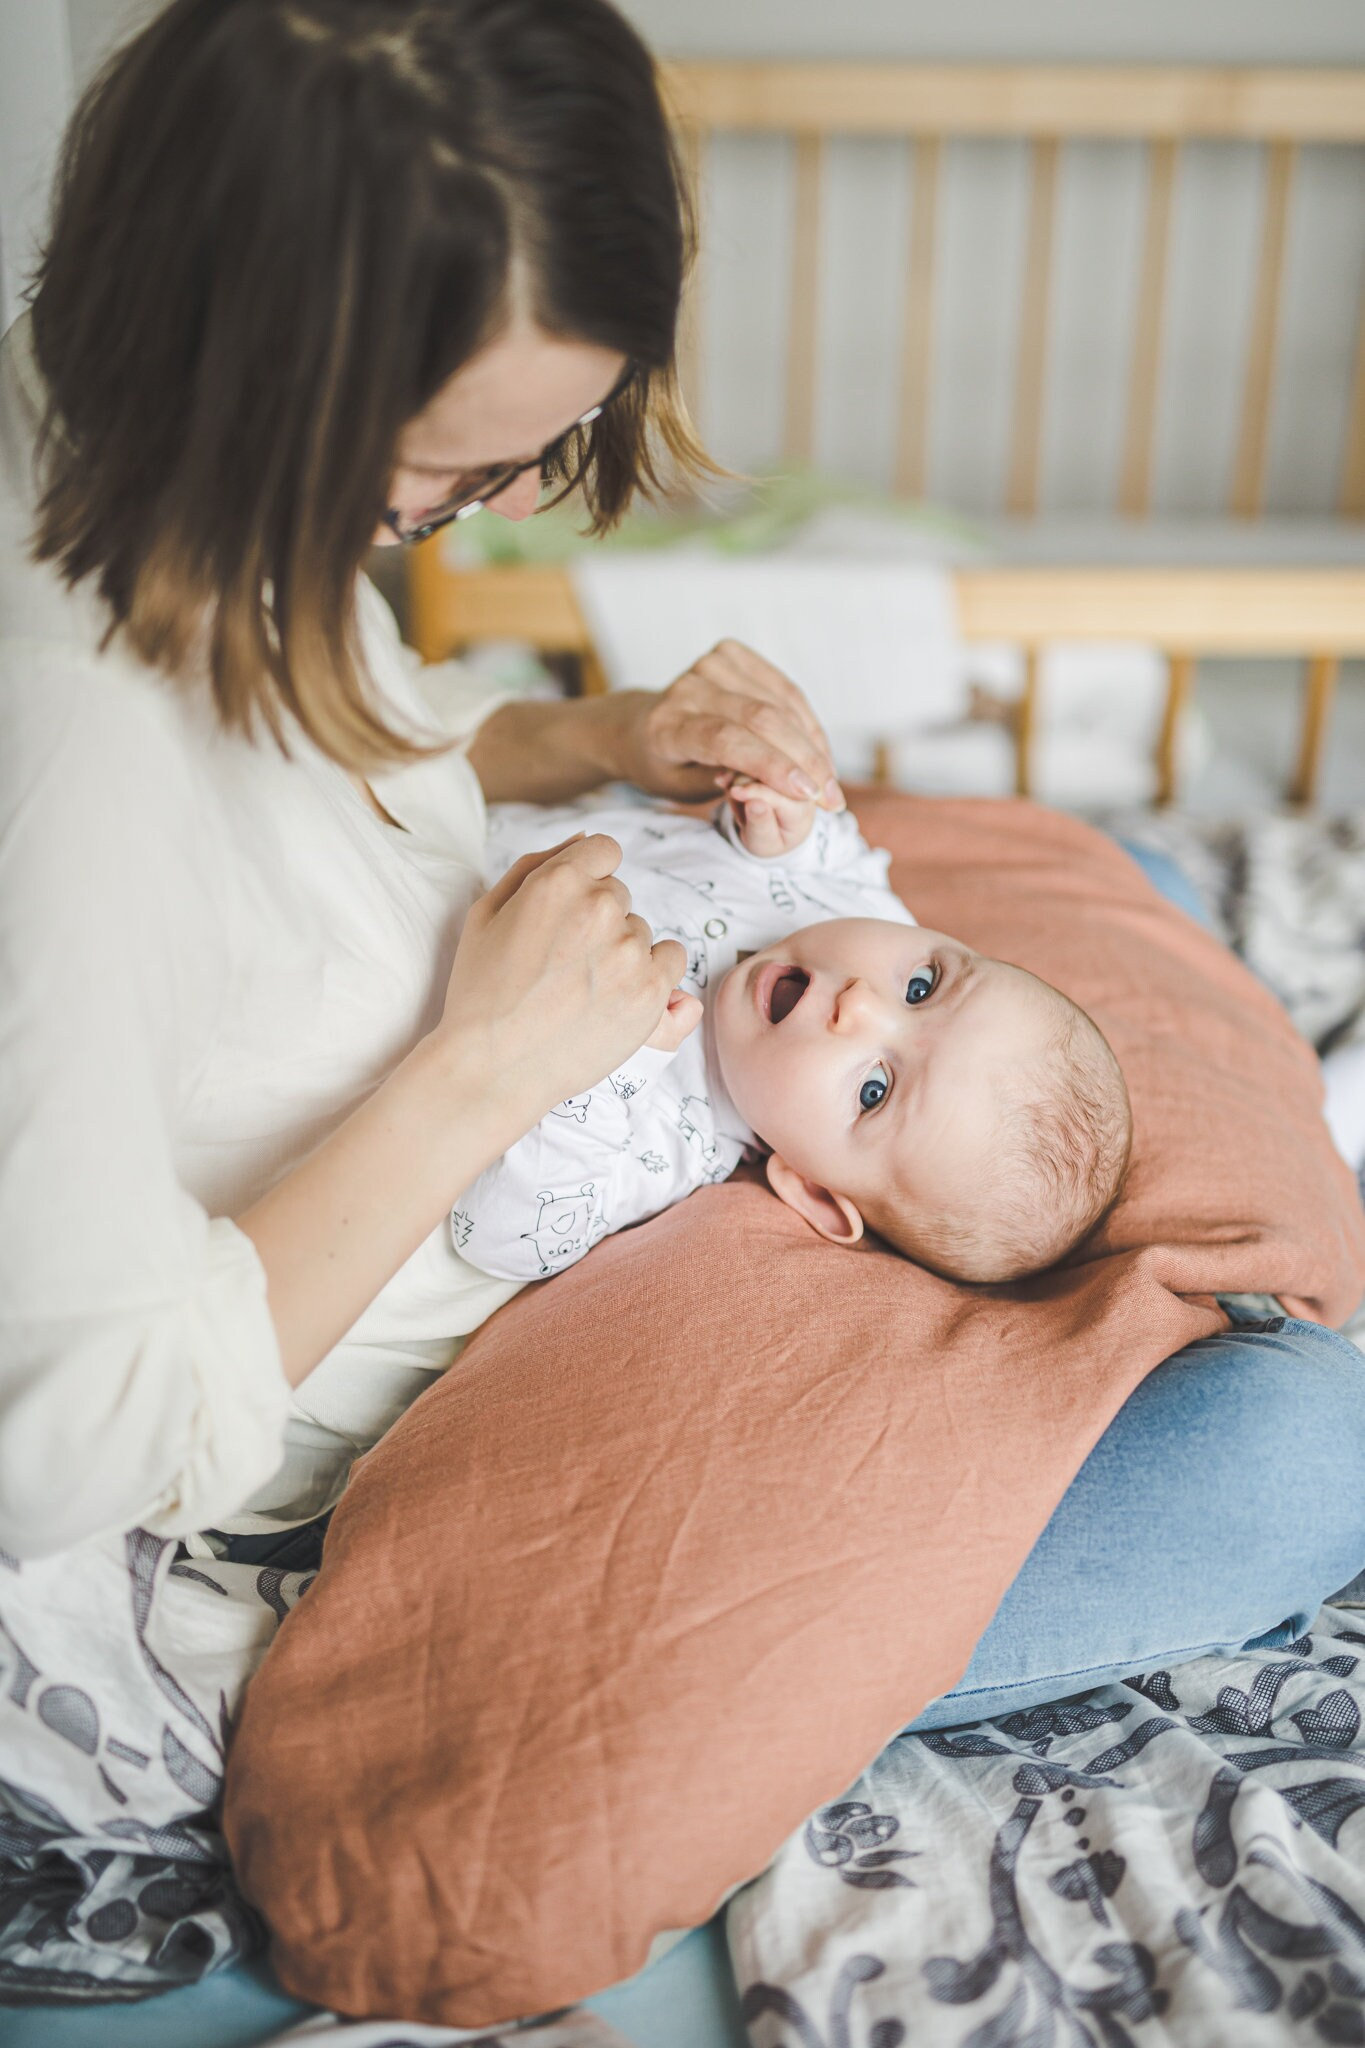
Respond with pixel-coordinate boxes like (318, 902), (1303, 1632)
(408, 61), (1365, 806)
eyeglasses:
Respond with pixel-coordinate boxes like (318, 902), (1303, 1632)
(383, 368), (634, 546)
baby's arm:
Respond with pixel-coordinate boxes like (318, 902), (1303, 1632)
(720, 778), (914, 923)
(454, 1048), (679, 1283)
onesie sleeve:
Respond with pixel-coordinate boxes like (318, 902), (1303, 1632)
(454, 1047), (677, 1284)
(0, 651), (291, 1558)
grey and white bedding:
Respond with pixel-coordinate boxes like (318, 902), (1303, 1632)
(4, 807), (1365, 2046)
(731, 1611), (1365, 2048)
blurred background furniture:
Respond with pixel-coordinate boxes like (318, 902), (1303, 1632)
(410, 59), (1365, 809)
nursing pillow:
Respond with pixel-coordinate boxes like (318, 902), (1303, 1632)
(224, 794), (1365, 2027)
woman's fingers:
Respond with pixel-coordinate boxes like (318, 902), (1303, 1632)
(678, 705), (830, 804)
(648, 935), (687, 986)
(480, 831), (623, 915)
(683, 703), (824, 803)
(611, 643), (844, 810)
(477, 833), (583, 913)
(662, 671), (840, 808)
(702, 640), (833, 759)
(443, 843), (693, 1120)
(694, 642), (839, 788)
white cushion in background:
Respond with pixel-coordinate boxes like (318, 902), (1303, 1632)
(572, 506), (1347, 801)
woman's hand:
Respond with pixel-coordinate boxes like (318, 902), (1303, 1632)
(605, 641), (843, 810)
(466, 642), (843, 812)
(435, 835), (687, 1129)
(240, 835), (683, 1389)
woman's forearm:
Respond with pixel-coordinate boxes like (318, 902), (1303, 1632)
(236, 1033), (523, 1388)
(466, 693), (640, 804)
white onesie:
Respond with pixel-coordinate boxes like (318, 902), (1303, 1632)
(454, 799), (916, 1282)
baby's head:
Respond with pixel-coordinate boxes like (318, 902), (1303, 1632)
(711, 918), (1131, 1284)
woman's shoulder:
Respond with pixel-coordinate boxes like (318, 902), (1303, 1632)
(0, 636), (240, 1014)
(0, 631), (210, 830)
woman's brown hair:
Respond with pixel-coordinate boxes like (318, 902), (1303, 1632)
(29, 0), (709, 767)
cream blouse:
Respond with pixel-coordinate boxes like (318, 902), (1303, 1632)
(0, 316), (521, 1559)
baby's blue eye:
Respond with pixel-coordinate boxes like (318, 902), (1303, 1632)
(906, 967), (937, 1005)
(859, 1063), (891, 1113)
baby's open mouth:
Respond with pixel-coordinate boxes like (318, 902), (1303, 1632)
(766, 966), (809, 1024)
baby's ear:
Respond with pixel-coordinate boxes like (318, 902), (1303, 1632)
(765, 1155), (864, 1245)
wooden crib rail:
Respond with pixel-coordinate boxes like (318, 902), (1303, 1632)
(407, 63), (1365, 809)
(660, 62), (1365, 519)
(660, 66), (1365, 142)
(407, 546), (1365, 807)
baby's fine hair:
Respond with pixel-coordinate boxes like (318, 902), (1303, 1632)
(869, 992), (1132, 1285)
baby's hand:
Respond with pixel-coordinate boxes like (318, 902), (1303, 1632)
(645, 986), (703, 1054)
(726, 776), (815, 858)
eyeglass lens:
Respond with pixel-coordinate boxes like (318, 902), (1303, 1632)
(393, 398), (611, 543)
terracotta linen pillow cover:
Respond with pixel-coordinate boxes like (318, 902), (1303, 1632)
(225, 793), (1365, 2028)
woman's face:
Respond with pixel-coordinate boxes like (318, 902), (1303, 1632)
(379, 321), (627, 543)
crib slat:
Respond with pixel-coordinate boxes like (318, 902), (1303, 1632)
(676, 125), (706, 425)
(1014, 647), (1041, 797)
(1230, 139), (1295, 518)
(895, 135), (941, 498)
(784, 133), (824, 465)
(1120, 139), (1180, 519)
(1154, 652), (1195, 806)
(1289, 653), (1340, 807)
(1007, 138), (1060, 518)
(1341, 279), (1365, 518)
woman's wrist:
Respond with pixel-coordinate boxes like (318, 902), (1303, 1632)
(406, 1024), (537, 1176)
(566, 689), (646, 786)
(239, 1023), (544, 1390)
(520, 689), (643, 793)
(466, 693), (641, 804)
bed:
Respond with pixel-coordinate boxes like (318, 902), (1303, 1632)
(8, 58), (1365, 2048)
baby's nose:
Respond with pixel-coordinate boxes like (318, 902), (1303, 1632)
(832, 977), (878, 1029)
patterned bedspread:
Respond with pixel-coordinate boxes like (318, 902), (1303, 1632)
(3, 808), (1365, 2046)
(730, 1609), (1365, 2048)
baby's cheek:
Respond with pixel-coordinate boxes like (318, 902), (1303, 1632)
(712, 1021), (769, 1130)
(742, 1053), (802, 1153)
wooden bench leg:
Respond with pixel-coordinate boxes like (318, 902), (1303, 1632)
(1293, 659), (1342, 811)
(1288, 653), (1340, 808)
(1014, 648), (1040, 798)
(1155, 652), (1195, 807)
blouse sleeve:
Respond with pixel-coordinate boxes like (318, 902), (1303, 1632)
(0, 649), (291, 1558)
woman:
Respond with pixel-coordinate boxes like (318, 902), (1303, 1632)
(1, 0), (1363, 2017)
(0, 0), (841, 1560)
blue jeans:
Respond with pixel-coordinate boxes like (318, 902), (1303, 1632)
(909, 839), (1365, 1731)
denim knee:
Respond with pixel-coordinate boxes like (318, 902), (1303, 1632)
(1173, 1315), (1365, 1615)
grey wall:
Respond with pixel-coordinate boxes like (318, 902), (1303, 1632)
(46, 1), (1365, 516)
(614, 0), (1365, 66)
(0, 4), (71, 328)
(65, 0), (156, 86)
(63, 0), (1365, 76)
(609, 1), (1365, 516)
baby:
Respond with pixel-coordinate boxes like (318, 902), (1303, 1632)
(454, 783), (1131, 1285)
